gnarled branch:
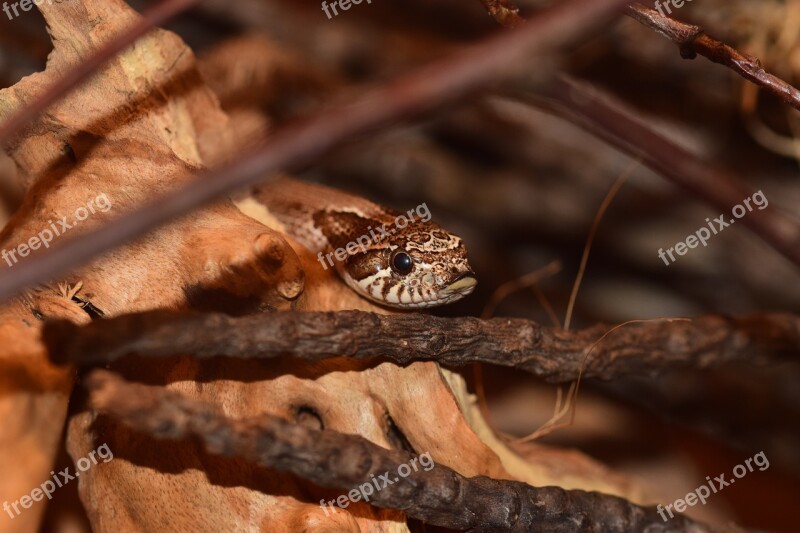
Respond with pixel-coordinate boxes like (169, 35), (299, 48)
(44, 310), (799, 382)
(86, 370), (713, 532)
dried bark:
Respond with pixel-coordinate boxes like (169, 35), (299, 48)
(44, 310), (799, 383)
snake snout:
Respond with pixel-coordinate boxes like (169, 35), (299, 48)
(445, 271), (477, 294)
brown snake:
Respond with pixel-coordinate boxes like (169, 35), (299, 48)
(251, 178), (476, 309)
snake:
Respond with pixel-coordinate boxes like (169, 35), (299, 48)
(250, 177), (476, 309)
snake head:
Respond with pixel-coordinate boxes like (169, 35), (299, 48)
(314, 210), (477, 309)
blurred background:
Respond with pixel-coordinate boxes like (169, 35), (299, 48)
(2, 0), (799, 530)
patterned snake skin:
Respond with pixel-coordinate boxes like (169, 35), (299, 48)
(252, 177), (476, 309)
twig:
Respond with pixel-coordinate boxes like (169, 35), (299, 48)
(478, 0), (525, 28)
(0, 0), (631, 303)
(625, 3), (800, 112)
(86, 369), (714, 531)
(519, 76), (800, 269)
(43, 310), (800, 382)
(564, 161), (637, 331)
(479, 1), (800, 112)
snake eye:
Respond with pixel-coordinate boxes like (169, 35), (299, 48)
(390, 250), (414, 275)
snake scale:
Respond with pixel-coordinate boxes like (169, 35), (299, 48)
(252, 177), (476, 309)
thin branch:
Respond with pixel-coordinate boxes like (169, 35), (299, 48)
(477, 3), (800, 269)
(494, 0), (800, 110)
(625, 3), (800, 112)
(86, 369), (714, 532)
(0, 0), (631, 303)
(519, 76), (800, 269)
(478, 0), (525, 28)
(480, 1), (800, 112)
(43, 310), (800, 382)
(0, 0), (198, 145)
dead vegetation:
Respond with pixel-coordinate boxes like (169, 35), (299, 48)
(0, 0), (799, 531)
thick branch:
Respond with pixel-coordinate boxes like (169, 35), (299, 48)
(44, 310), (799, 382)
(625, 3), (800, 112)
(86, 370), (713, 532)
